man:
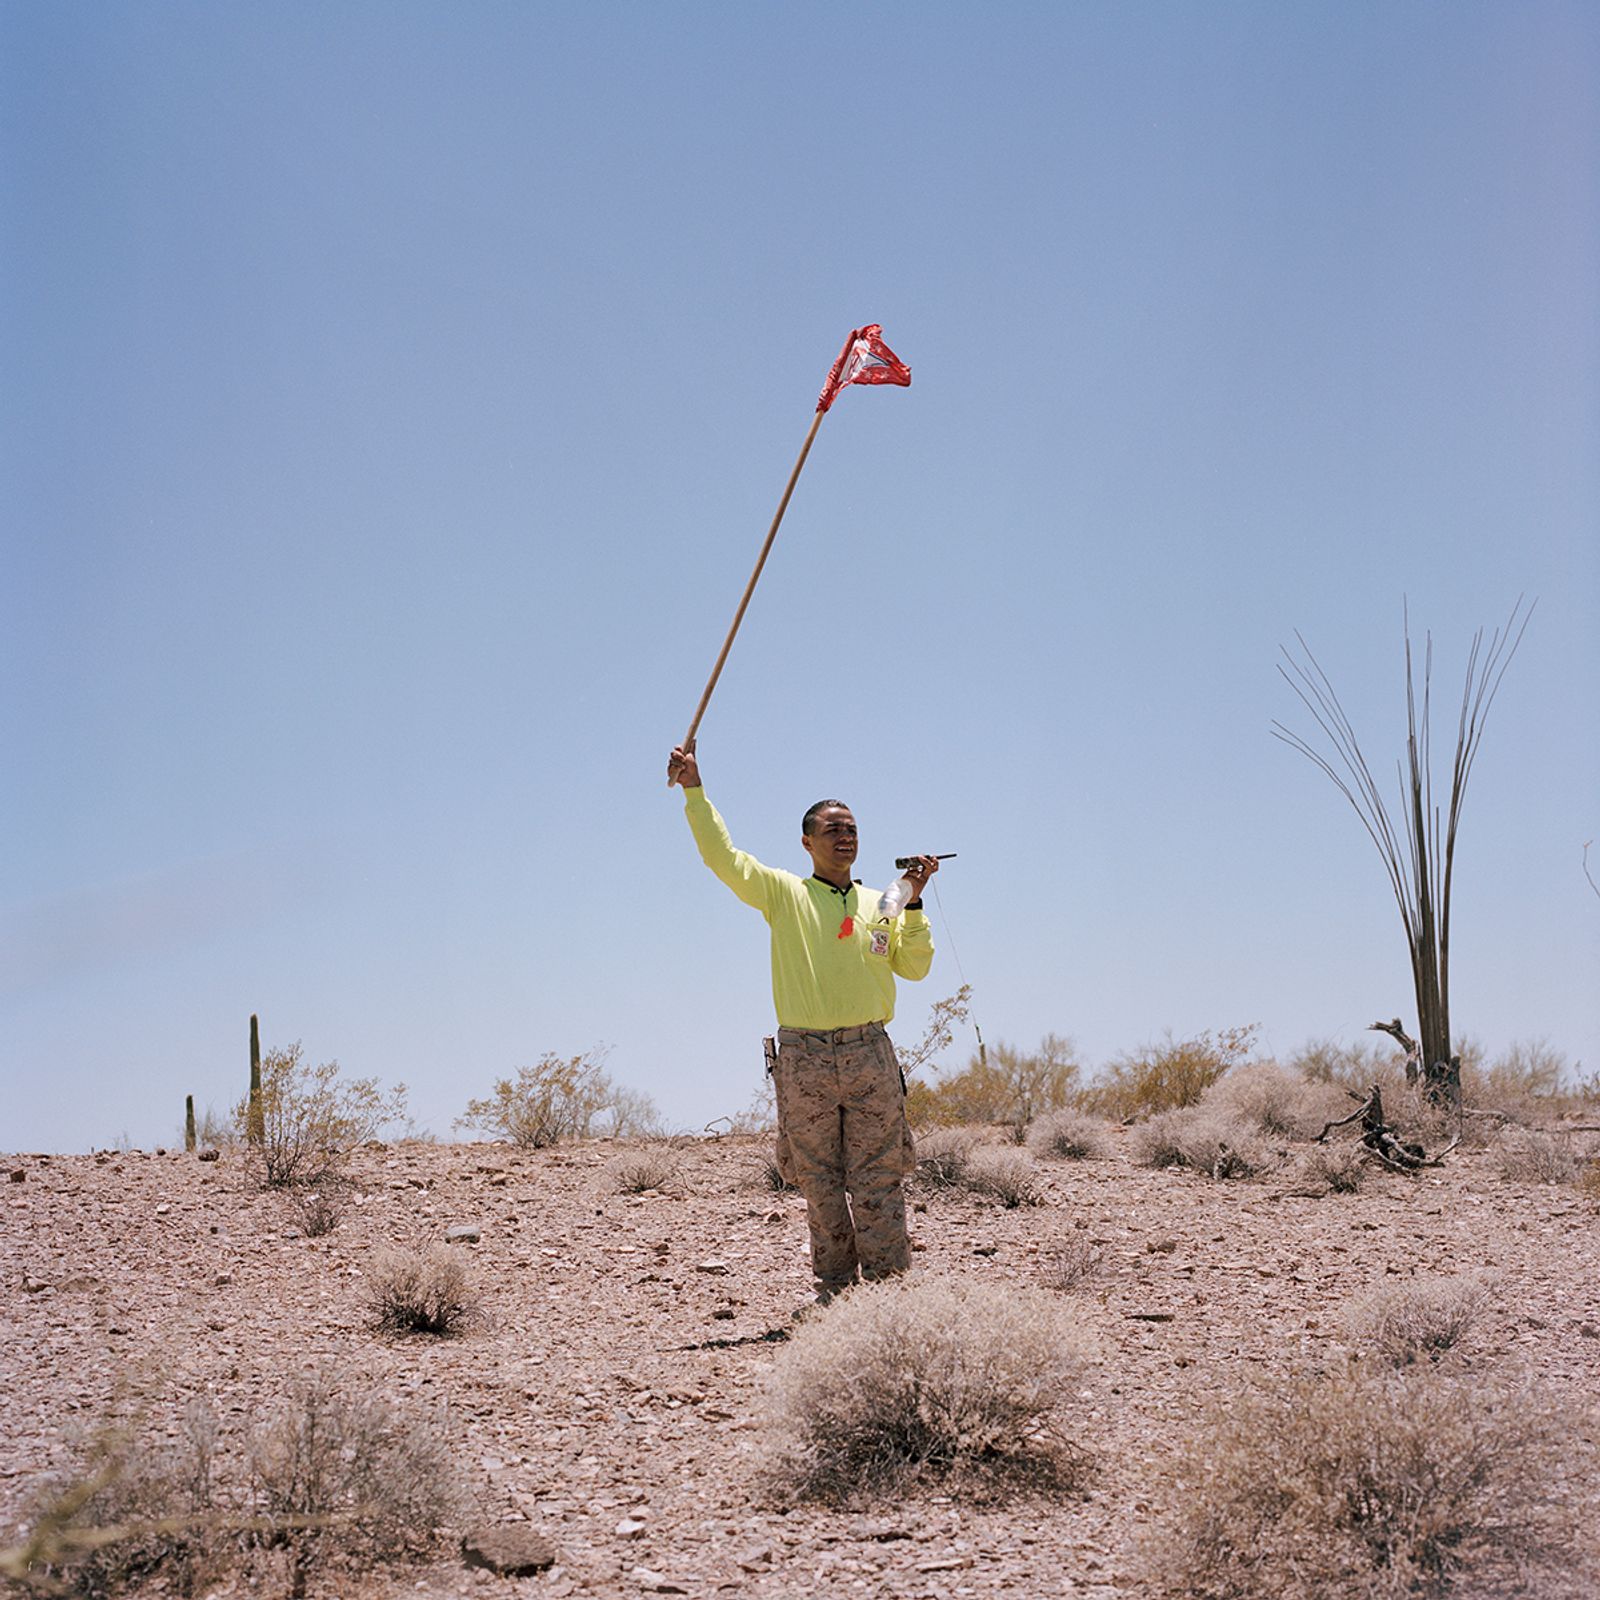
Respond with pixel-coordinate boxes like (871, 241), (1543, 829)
(666, 743), (938, 1307)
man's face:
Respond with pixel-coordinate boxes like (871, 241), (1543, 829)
(802, 805), (858, 880)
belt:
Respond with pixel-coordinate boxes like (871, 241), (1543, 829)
(776, 1021), (887, 1045)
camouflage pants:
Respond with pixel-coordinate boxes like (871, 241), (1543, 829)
(772, 1022), (915, 1297)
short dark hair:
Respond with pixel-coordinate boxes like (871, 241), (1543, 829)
(801, 799), (851, 836)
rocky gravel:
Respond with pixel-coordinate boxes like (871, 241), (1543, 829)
(3, 1126), (1598, 1597)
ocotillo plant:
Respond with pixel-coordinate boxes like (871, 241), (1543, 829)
(247, 1014), (264, 1146)
(1275, 599), (1532, 1104)
(185, 1094), (197, 1152)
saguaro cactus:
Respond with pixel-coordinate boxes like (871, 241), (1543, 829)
(247, 1014), (264, 1146)
(185, 1094), (197, 1152)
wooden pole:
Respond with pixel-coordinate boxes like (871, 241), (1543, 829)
(677, 407), (828, 761)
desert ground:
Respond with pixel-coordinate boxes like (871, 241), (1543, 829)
(4, 1120), (1598, 1599)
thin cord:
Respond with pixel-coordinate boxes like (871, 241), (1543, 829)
(930, 877), (986, 1064)
(930, 877), (968, 985)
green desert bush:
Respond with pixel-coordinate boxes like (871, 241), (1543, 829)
(366, 1245), (479, 1337)
(1202, 1061), (1348, 1139)
(1026, 1108), (1111, 1160)
(455, 1048), (659, 1148)
(1344, 1277), (1490, 1367)
(232, 1043), (408, 1190)
(1147, 1364), (1578, 1599)
(1081, 1025), (1258, 1120)
(763, 1276), (1096, 1502)
(1130, 1107), (1274, 1179)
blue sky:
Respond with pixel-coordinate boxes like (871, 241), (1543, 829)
(4, 2), (1596, 1152)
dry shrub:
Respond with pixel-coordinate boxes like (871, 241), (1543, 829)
(1297, 1142), (1370, 1193)
(748, 1146), (795, 1192)
(11, 1378), (458, 1596)
(1496, 1126), (1578, 1185)
(1581, 1161), (1600, 1204)
(1465, 1039), (1568, 1117)
(235, 1043), (408, 1190)
(1289, 1036), (1394, 1088)
(1040, 1234), (1102, 1290)
(291, 1176), (350, 1237)
(455, 1047), (659, 1148)
(1027, 1108), (1110, 1160)
(906, 1034), (1080, 1131)
(1147, 1364), (1581, 1600)
(961, 1145), (1044, 1207)
(13, 1400), (224, 1596)
(762, 1276), (1096, 1502)
(1130, 1107), (1274, 1179)
(366, 1245), (479, 1337)
(1345, 1277), (1489, 1366)
(1203, 1061), (1348, 1138)
(606, 1145), (682, 1193)
(913, 1124), (987, 1186)
(1081, 1025), (1257, 1120)
(248, 1372), (460, 1585)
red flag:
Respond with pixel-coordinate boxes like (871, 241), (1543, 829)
(815, 324), (911, 414)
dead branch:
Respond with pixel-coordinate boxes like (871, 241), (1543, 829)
(1316, 1083), (1457, 1170)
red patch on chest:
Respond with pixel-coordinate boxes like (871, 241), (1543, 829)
(838, 916), (854, 939)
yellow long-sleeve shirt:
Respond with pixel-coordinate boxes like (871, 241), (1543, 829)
(683, 787), (933, 1029)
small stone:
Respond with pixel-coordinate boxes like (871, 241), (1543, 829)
(973, 1245), (998, 1257)
(615, 1518), (647, 1539)
(736, 1544), (774, 1570)
(1580, 1323), (1599, 1340)
(632, 1568), (689, 1594)
(197, 1148), (221, 1162)
(461, 1525), (558, 1576)
(446, 1225), (482, 1244)
(8, 1170), (23, 1183)
(711, 1308), (736, 1321)
(488, 1172), (509, 1187)
(214, 1272), (233, 1287)
(696, 1260), (730, 1275)
(155, 1203), (171, 1216)
(1147, 1238), (1178, 1254)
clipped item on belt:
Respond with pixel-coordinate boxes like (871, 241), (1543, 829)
(762, 1035), (778, 1076)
